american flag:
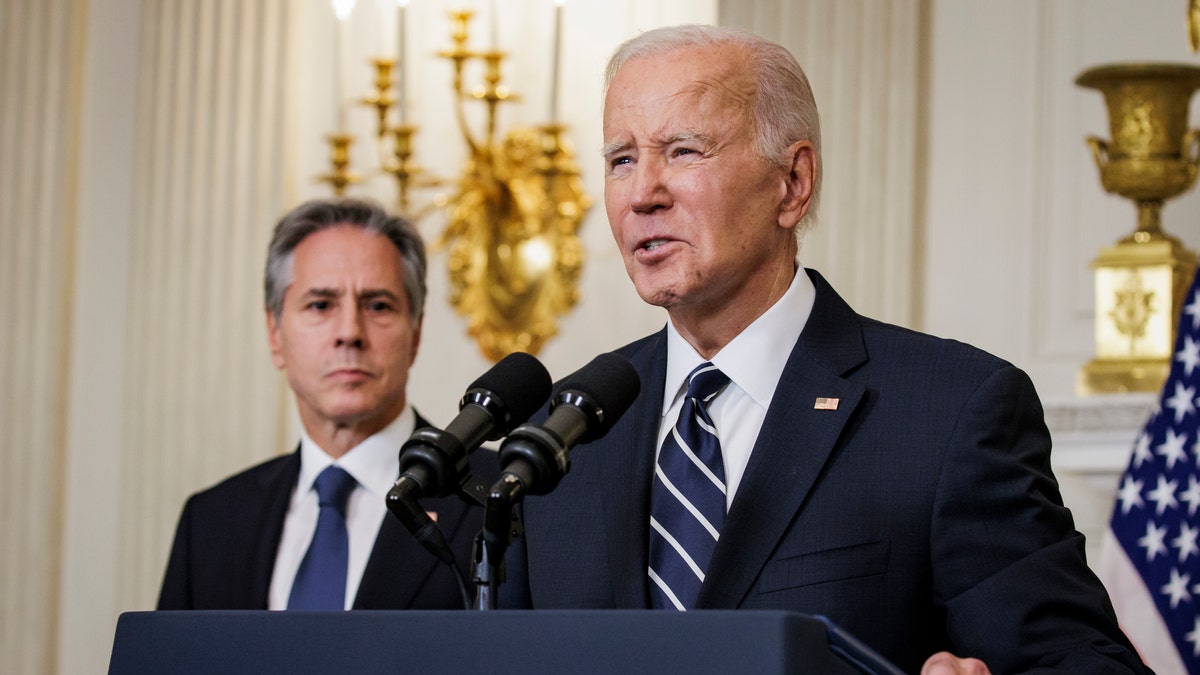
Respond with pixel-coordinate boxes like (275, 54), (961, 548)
(1099, 267), (1200, 675)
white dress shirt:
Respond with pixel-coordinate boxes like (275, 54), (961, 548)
(658, 266), (815, 509)
(268, 407), (416, 610)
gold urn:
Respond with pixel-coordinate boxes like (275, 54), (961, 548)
(1076, 63), (1200, 394)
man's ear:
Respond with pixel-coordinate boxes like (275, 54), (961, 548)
(265, 309), (286, 370)
(778, 140), (816, 230)
(408, 314), (423, 367)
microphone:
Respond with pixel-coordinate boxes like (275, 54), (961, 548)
(389, 351), (552, 503)
(474, 352), (640, 609)
(386, 352), (551, 569)
(495, 352), (641, 498)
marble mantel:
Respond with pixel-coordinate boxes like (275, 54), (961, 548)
(1044, 393), (1155, 562)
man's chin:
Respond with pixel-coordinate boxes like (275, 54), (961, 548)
(637, 288), (684, 311)
(324, 394), (406, 429)
(323, 399), (383, 427)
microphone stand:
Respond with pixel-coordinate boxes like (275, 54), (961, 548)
(386, 471), (491, 610)
(473, 474), (526, 610)
(473, 423), (569, 610)
(466, 351), (641, 609)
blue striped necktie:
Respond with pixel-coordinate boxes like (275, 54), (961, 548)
(288, 465), (357, 610)
(648, 362), (731, 610)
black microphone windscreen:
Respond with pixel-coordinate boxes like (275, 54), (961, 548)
(468, 351), (553, 428)
(556, 352), (641, 441)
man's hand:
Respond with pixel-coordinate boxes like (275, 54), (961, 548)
(921, 651), (991, 674)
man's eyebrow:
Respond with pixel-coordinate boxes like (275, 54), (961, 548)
(601, 140), (630, 158)
(665, 130), (715, 146)
(295, 286), (401, 305)
(359, 288), (401, 302)
(300, 287), (340, 298)
(601, 131), (715, 158)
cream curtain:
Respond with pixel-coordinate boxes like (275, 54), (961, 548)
(3, 0), (293, 671)
(1, 1), (84, 673)
(115, 0), (291, 607)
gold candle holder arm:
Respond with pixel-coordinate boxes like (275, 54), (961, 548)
(453, 79), (484, 158)
(383, 124), (422, 214)
(473, 51), (517, 150)
(317, 133), (361, 195)
(361, 58), (397, 139)
(440, 9), (474, 91)
(438, 10), (484, 157)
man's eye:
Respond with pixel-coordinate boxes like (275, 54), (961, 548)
(306, 300), (330, 311)
(367, 301), (395, 312)
(673, 147), (697, 157)
(610, 156), (632, 168)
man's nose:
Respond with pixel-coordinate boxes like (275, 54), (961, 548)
(334, 305), (366, 349)
(630, 158), (672, 214)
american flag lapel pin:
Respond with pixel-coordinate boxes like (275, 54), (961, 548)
(814, 397), (839, 410)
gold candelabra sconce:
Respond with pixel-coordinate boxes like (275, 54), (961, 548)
(318, 2), (591, 363)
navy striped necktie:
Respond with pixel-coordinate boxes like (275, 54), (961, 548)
(648, 362), (731, 610)
(288, 465), (357, 610)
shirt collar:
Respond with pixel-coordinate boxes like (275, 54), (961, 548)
(297, 406), (416, 499)
(662, 265), (815, 414)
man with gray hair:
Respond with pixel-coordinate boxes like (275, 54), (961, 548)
(506, 25), (1148, 674)
(158, 198), (486, 611)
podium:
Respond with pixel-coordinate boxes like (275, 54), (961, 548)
(108, 610), (903, 674)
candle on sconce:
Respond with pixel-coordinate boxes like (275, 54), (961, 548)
(490, 0), (499, 51)
(331, 0), (357, 131)
(396, 0), (409, 123)
(549, 0), (564, 122)
(374, 0), (388, 61)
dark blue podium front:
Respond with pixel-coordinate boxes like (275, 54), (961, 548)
(109, 609), (898, 674)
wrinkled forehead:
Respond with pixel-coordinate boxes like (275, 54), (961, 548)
(604, 44), (755, 120)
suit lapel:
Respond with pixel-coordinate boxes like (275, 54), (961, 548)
(699, 270), (869, 608)
(529, 331), (668, 607)
(354, 506), (453, 608)
(352, 408), (444, 607)
(605, 332), (668, 606)
(353, 410), (453, 609)
(250, 448), (301, 608)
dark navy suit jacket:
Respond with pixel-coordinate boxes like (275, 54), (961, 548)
(506, 269), (1147, 674)
(157, 413), (492, 611)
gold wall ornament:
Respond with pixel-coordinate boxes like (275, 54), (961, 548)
(315, 5), (591, 362)
(442, 124), (590, 360)
(1076, 63), (1200, 394)
(1191, 0), (1200, 53)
